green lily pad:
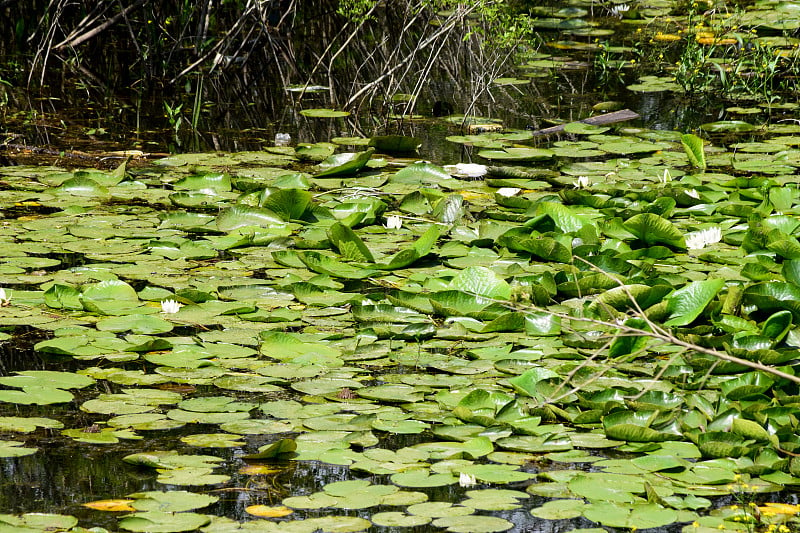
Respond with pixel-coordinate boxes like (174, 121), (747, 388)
(129, 491), (219, 512)
(300, 108), (350, 118)
(119, 511), (211, 532)
(432, 515), (514, 533)
(477, 147), (554, 161)
(0, 440), (37, 457)
(700, 120), (757, 133)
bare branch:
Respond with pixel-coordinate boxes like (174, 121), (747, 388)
(53, 0), (147, 50)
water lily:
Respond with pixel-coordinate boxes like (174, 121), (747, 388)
(574, 175), (590, 189)
(160, 299), (183, 314)
(444, 163), (487, 178)
(0, 288), (9, 307)
(657, 168), (672, 184)
(384, 215), (403, 230)
(496, 187), (521, 197)
(685, 227), (722, 250)
(685, 188), (700, 199)
(459, 472), (477, 487)
(609, 3), (630, 17)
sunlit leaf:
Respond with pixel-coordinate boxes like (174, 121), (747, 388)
(664, 278), (725, 326)
(82, 499), (136, 512)
(245, 505), (293, 518)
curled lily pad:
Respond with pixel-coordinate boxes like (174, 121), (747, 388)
(623, 213), (685, 248)
(316, 148), (375, 177)
(664, 278), (725, 327)
(602, 410), (681, 442)
(216, 205), (284, 231)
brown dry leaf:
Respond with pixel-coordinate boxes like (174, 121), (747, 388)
(82, 499), (136, 512)
(245, 505), (294, 518)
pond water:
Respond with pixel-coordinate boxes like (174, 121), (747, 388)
(3, 2), (800, 533)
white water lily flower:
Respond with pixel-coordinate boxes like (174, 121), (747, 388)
(0, 288), (9, 306)
(160, 299), (183, 314)
(685, 227), (722, 250)
(444, 163), (487, 178)
(657, 168), (672, 184)
(384, 215), (403, 230)
(685, 188), (700, 199)
(574, 175), (590, 189)
(496, 187), (521, 197)
(609, 3), (630, 17)
(459, 472), (477, 487)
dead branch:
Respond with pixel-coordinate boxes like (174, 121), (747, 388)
(54, 0), (147, 50)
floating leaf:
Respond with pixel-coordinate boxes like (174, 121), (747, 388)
(118, 511), (211, 532)
(477, 147), (554, 161)
(129, 491), (218, 512)
(300, 108), (350, 118)
(83, 499), (136, 512)
(432, 515), (514, 533)
(701, 120), (756, 133)
(664, 278), (725, 326)
(582, 502), (678, 529)
(0, 440), (37, 457)
(245, 505), (293, 518)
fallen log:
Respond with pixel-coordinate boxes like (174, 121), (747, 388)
(529, 109), (640, 136)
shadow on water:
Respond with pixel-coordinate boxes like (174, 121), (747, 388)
(0, 328), (56, 375)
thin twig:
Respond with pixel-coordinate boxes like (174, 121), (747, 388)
(53, 0), (147, 50)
